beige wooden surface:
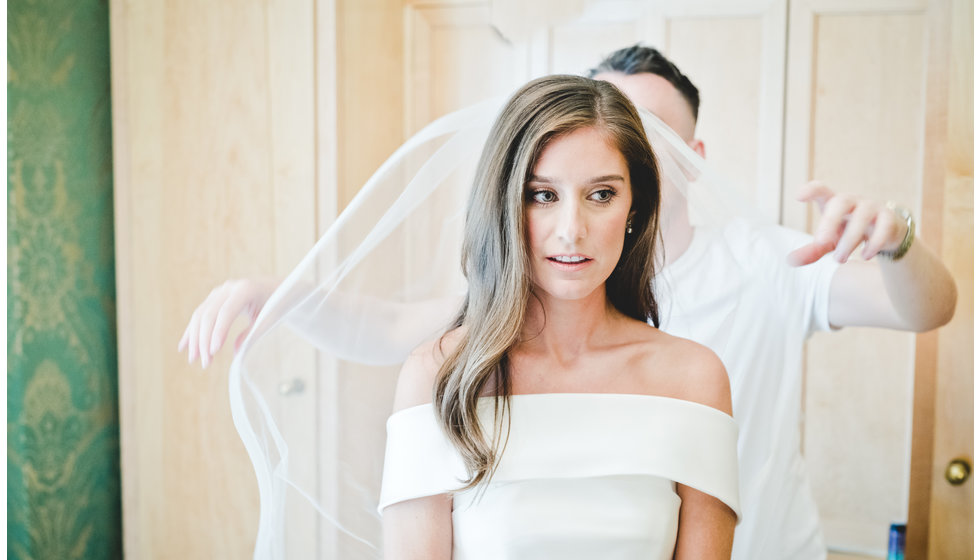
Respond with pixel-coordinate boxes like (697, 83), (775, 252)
(925, 0), (973, 551)
(785, 2), (928, 553)
(668, 17), (765, 206)
(405, 2), (527, 133)
(337, 0), (405, 209)
(664, 7), (789, 222)
(907, 0), (974, 557)
(781, 1), (972, 556)
(111, 0), (319, 556)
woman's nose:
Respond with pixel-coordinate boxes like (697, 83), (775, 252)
(556, 202), (586, 246)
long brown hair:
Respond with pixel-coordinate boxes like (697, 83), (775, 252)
(434, 75), (661, 489)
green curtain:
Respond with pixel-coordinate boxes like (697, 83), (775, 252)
(7, 0), (122, 558)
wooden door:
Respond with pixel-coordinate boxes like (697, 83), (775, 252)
(784, 0), (972, 556)
(111, 0), (321, 557)
(784, 0), (928, 554)
(906, 0), (973, 556)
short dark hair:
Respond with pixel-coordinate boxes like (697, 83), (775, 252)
(588, 45), (700, 121)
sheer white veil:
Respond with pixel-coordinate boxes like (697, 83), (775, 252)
(227, 78), (763, 559)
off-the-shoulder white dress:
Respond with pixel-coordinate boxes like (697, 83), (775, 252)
(379, 393), (740, 560)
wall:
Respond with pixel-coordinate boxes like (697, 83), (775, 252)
(7, 1), (122, 558)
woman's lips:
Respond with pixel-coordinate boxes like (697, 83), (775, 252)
(546, 255), (593, 270)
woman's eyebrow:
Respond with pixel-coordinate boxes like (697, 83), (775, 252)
(527, 174), (625, 184)
(587, 174), (625, 184)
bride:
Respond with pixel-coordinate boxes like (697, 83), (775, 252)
(180, 74), (739, 558)
(378, 75), (738, 559)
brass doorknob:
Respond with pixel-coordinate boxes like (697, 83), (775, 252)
(944, 458), (971, 486)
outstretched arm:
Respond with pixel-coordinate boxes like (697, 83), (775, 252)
(787, 181), (957, 331)
(178, 277), (462, 367)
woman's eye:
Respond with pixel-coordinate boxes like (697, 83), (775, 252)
(531, 190), (556, 204)
(590, 189), (616, 203)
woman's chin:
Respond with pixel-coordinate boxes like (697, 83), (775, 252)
(531, 281), (606, 304)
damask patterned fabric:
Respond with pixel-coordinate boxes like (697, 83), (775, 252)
(7, 1), (121, 558)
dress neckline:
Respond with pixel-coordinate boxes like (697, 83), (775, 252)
(393, 391), (732, 421)
(380, 390), (742, 518)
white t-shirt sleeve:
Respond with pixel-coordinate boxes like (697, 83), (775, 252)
(757, 224), (840, 334)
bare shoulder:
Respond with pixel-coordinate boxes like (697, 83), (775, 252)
(629, 325), (732, 416)
(391, 327), (465, 413)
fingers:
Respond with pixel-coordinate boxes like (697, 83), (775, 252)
(233, 294), (266, 353)
(787, 240), (836, 267)
(795, 180), (834, 212)
(197, 288), (223, 369)
(185, 307), (202, 365)
(800, 183), (860, 262)
(178, 278), (276, 368)
(794, 181), (904, 264)
(862, 207), (903, 258)
(813, 197), (903, 262)
(813, 194), (855, 246)
(210, 286), (250, 357)
(832, 201), (878, 262)
(179, 282), (231, 369)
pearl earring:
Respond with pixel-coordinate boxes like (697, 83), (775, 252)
(626, 219), (633, 234)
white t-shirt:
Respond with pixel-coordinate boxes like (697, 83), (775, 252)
(654, 219), (839, 560)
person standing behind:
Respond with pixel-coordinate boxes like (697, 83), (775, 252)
(589, 45), (956, 560)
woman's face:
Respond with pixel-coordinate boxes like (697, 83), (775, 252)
(525, 126), (633, 303)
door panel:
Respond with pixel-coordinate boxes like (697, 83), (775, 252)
(111, 0), (319, 557)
